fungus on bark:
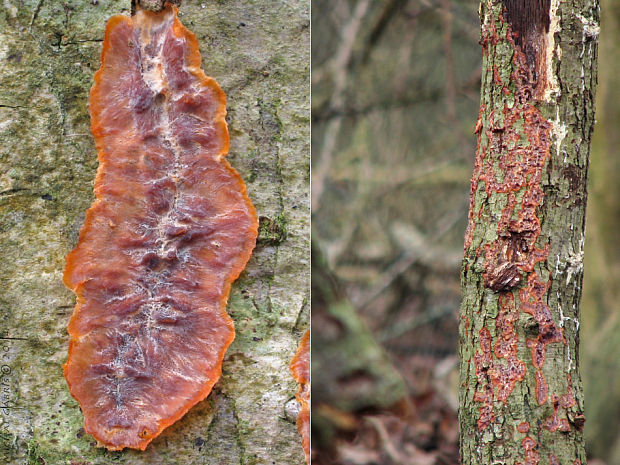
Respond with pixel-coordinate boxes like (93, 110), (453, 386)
(290, 330), (310, 464)
(461, 0), (593, 462)
(63, 3), (257, 450)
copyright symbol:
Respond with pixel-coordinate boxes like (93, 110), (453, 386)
(1, 365), (10, 375)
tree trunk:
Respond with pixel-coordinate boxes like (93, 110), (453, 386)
(459, 1), (598, 464)
(0, 1), (309, 464)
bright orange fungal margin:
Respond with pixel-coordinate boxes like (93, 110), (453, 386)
(63, 3), (257, 451)
(290, 330), (310, 464)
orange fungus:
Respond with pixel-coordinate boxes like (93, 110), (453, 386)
(63, 3), (257, 451)
(290, 330), (310, 464)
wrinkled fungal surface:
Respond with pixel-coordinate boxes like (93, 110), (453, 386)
(63, 4), (258, 451)
(290, 330), (310, 464)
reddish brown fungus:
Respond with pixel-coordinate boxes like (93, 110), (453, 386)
(521, 273), (563, 372)
(473, 296), (525, 430)
(493, 63), (503, 86)
(474, 26), (552, 295)
(473, 386), (495, 431)
(535, 369), (548, 405)
(63, 4), (258, 451)
(517, 421), (530, 434)
(521, 436), (540, 465)
(492, 294), (526, 402)
(467, 9), (569, 435)
(545, 394), (571, 433)
(290, 330), (310, 464)
(561, 393), (576, 409)
(560, 379), (576, 409)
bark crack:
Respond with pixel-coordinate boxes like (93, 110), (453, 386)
(29, 0), (44, 31)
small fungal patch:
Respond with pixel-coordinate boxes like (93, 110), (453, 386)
(517, 421), (530, 434)
(63, 4), (258, 451)
(290, 330), (310, 464)
(534, 369), (548, 405)
(544, 394), (571, 433)
(521, 436), (540, 465)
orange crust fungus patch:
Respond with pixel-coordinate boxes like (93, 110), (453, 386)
(467, 8), (571, 437)
(63, 3), (257, 451)
(473, 328), (495, 430)
(519, 273), (563, 407)
(520, 436), (540, 465)
(290, 330), (310, 464)
(473, 295), (526, 431)
(544, 395), (571, 433)
(517, 421), (530, 434)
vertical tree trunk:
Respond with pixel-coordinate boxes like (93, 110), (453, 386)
(459, 1), (598, 464)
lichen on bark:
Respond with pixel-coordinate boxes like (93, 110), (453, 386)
(460, 1), (598, 464)
(0, 0), (309, 463)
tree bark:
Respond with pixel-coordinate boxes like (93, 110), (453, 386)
(459, 1), (598, 464)
(0, 1), (309, 464)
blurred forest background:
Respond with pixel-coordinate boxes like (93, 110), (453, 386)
(311, 0), (619, 464)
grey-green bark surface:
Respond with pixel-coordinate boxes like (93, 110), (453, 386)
(459, 1), (597, 464)
(0, 1), (309, 464)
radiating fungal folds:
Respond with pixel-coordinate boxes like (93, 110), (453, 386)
(63, 3), (257, 450)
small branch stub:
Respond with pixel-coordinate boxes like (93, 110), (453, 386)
(483, 260), (521, 292)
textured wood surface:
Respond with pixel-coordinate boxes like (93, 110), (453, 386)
(459, 0), (598, 463)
